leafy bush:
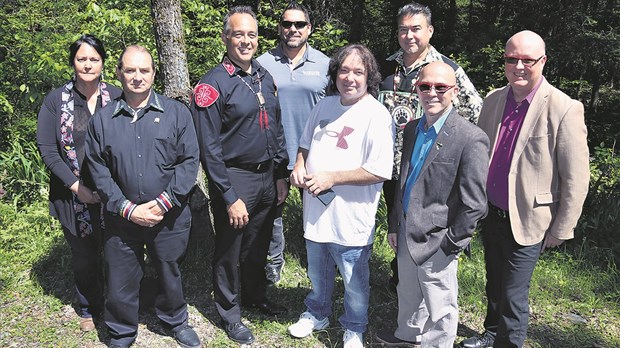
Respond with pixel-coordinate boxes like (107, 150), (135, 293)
(0, 199), (56, 263)
(573, 142), (620, 265)
(0, 139), (48, 206)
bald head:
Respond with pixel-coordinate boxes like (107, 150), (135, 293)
(505, 30), (546, 55)
(416, 61), (459, 122)
(419, 61), (457, 85)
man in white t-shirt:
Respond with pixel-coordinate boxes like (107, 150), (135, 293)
(288, 44), (394, 348)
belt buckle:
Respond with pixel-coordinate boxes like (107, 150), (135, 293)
(255, 162), (263, 171)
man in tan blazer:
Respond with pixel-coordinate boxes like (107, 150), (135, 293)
(460, 30), (589, 348)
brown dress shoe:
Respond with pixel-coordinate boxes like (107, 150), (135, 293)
(79, 317), (95, 332)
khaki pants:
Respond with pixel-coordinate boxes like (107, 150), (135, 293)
(395, 241), (459, 347)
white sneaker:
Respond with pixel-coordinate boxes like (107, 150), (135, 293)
(288, 311), (329, 338)
(343, 329), (364, 348)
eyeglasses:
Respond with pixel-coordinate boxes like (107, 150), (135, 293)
(504, 55), (545, 67)
(280, 20), (308, 29)
(416, 83), (456, 94)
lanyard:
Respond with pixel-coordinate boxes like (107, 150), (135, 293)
(237, 73), (269, 129)
(392, 63), (425, 104)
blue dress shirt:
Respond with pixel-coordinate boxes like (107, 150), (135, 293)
(402, 110), (450, 210)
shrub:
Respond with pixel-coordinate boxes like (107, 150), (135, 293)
(0, 139), (49, 207)
(573, 142), (620, 265)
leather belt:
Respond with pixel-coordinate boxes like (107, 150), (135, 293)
(488, 203), (509, 219)
(225, 159), (272, 173)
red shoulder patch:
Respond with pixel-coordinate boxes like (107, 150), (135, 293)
(222, 57), (236, 75)
(193, 84), (219, 108)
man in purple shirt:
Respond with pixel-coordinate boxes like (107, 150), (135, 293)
(460, 30), (589, 348)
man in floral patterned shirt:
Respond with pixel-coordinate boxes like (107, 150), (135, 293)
(378, 2), (483, 289)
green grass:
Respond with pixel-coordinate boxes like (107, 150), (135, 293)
(1, 189), (620, 347)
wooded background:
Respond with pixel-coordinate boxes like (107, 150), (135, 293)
(1, 0), (619, 261)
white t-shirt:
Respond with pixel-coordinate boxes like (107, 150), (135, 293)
(299, 95), (395, 246)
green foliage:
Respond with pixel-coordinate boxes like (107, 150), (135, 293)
(183, 0), (227, 81)
(467, 41), (507, 94)
(309, 21), (348, 56)
(0, 138), (48, 206)
(573, 142), (620, 265)
(0, 199), (56, 264)
(589, 143), (620, 196)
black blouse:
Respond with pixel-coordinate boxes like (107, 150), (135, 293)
(36, 82), (122, 233)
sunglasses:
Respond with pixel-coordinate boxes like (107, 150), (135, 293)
(280, 20), (308, 29)
(504, 55), (545, 67)
(416, 83), (455, 94)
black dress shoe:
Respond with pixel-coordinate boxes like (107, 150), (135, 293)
(375, 329), (420, 347)
(175, 326), (201, 348)
(460, 331), (495, 348)
(244, 299), (287, 316)
(222, 321), (255, 344)
(108, 344), (130, 348)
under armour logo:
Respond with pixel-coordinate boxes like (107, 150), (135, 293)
(335, 126), (354, 149)
(313, 119), (354, 149)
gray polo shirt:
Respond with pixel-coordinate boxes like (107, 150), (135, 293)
(257, 43), (330, 169)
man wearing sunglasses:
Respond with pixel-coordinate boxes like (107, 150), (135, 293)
(375, 61), (489, 348)
(460, 30), (589, 348)
(377, 2), (484, 291)
(257, 1), (330, 286)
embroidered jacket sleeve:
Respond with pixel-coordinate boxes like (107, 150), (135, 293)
(191, 67), (239, 206)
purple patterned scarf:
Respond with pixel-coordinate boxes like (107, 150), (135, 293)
(60, 79), (111, 237)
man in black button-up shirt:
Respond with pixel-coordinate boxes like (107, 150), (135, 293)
(190, 6), (289, 345)
(86, 45), (201, 348)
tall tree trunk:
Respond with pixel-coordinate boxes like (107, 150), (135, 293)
(349, 0), (364, 43)
(151, 0), (191, 104)
(446, 0), (457, 45)
(150, 0), (214, 261)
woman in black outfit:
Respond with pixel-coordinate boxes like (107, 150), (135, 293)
(36, 34), (121, 332)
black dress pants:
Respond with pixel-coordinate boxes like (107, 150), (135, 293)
(62, 211), (103, 318)
(210, 166), (276, 324)
(103, 205), (191, 346)
(480, 210), (542, 348)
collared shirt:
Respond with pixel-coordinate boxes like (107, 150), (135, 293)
(487, 78), (544, 210)
(86, 91), (200, 216)
(257, 43), (330, 170)
(191, 56), (288, 205)
(378, 46), (483, 179)
(402, 109), (451, 210)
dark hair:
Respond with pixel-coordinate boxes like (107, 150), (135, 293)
(280, 1), (310, 23)
(397, 2), (432, 26)
(116, 45), (155, 71)
(68, 34), (107, 67)
(327, 44), (382, 98)
(223, 5), (257, 35)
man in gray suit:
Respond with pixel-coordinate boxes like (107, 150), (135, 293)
(375, 61), (489, 347)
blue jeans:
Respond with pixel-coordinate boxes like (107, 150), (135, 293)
(304, 240), (372, 333)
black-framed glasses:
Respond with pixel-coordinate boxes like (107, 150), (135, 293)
(416, 83), (455, 94)
(504, 55), (545, 67)
(280, 20), (308, 29)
